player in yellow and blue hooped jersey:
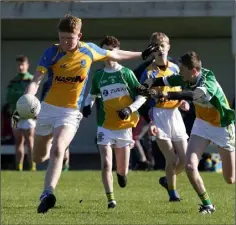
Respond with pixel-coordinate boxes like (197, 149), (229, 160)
(20, 14), (157, 213)
(82, 36), (147, 209)
(138, 51), (235, 214)
(140, 32), (189, 202)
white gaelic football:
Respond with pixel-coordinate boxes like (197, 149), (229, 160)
(16, 94), (41, 119)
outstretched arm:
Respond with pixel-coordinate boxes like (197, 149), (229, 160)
(24, 71), (44, 95)
(108, 44), (158, 61)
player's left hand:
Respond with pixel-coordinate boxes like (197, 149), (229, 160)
(82, 105), (92, 118)
(118, 107), (132, 120)
(142, 43), (159, 60)
(179, 100), (190, 111)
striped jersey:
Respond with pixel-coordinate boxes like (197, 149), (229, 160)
(140, 61), (181, 109)
(163, 68), (234, 127)
(90, 66), (140, 130)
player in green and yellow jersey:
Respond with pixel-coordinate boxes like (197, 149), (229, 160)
(82, 36), (147, 209)
(137, 51), (235, 214)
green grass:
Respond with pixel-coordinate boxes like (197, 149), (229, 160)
(1, 171), (235, 224)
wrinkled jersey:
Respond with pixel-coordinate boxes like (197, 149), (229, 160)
(36, 42), (110, 109)
(91, 67), (140, 130)
(164, 68), (234, 127)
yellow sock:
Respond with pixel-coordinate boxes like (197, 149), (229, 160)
(106, 192), (115, 202)
(31, 162), (36, 171)
(18, 163), (23, 171)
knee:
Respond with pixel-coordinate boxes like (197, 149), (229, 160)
(166, 157), (178, 168)
(50, 146), (65, 158)
(185, 162), (197, 173)
(102, 160), (112, 172)
(224, 177), (235, 184)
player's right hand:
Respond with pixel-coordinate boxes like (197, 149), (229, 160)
(148, 122), (158, 136)
(11, 110), (20, 129)
(82, 105), (92, 118)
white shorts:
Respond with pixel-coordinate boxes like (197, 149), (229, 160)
(151, 107), (188, 141)
(97, 126), (134, 148)
(191, 118), (235, 152)
(16, 119), (36, 130)
(35, 102), (82, 136)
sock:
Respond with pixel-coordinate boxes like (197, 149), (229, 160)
(17, 163), (23, 171)
(168, 189), (180, 199)
(40, 188), (53, 201)
(199, 191), (212, 206)
(106, 192), (115, 202)
(31, 162), (36, 171)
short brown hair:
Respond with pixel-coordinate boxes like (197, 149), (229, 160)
(58, 14), (82, 33)
(150, 32), (170, 44)
(178, 51), (202, 71)
(100, 35), (120, 48)
(16, 55), (28, 63)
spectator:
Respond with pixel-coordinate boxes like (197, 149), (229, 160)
(6, 55), (36, 171)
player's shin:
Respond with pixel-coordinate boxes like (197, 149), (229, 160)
(185, 163), (213, 207)
(157, 139), (180, 200)
(99, 145), (116, 207)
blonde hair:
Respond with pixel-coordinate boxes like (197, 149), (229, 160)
(150, 32), (170, 44)
(58, 14), (82, 33)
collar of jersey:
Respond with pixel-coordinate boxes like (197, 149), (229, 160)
(103, 64), (122, 73)
(57, 42), (82, 54)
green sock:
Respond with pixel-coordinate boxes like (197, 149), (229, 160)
(199, 191), (212, 206)
(106, 192), (115, 202)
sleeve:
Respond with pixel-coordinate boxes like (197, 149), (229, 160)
(129, 95), (147, 113)
(133, 59), (153, 81)
(125, 69), (141, 91)
(84, 93), (97, 107)
(140, 69), (149, 84)
(194, 71), (217, 101)
(36, 47), (54, 75)
(90, 72), (100, 96)
(163, 75), (185, 87)
(87, 43), (110, 62)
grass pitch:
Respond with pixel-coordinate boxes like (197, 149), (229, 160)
(1, 171), (235, 224)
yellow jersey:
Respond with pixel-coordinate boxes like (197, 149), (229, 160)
(36, 42), (110, 109)
(140, 61), (181, 109)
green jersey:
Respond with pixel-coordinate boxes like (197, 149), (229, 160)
(90, 66), (140, 130)
(6, 72), (33, 111)
(163, 68), (234, 127)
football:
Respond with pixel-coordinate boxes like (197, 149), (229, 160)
(16, 94), (41, 119)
